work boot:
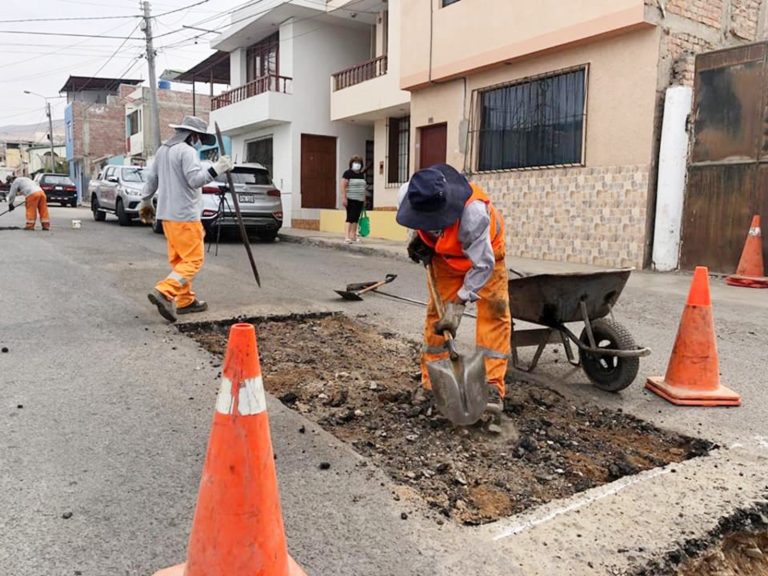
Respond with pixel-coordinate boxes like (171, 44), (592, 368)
(148, 289), (177, 323)
(177, 299), (208, 315)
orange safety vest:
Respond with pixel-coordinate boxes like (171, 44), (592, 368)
(418, 183), (506, 273)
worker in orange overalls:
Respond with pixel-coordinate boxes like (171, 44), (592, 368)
(396, 163), (511, 403)
(7, 176), (50, 230)
(138, 116), (233, 323)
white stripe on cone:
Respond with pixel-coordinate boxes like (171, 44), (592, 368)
(216, 376), (266, 416)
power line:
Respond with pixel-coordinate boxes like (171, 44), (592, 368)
(0, 14), (139, 24)
(0, 30), (144, 39)
(152, 0), (210, 18)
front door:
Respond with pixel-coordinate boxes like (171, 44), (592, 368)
(418, 123), (447, 169)
(301, 134), (337, 209)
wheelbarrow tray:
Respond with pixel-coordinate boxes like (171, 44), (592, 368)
(508, 269), (633, 327)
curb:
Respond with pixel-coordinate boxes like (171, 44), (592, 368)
(278, 233), (410, 263)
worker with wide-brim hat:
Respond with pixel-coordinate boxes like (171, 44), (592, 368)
(139, 115), (233, 323)
(397, 163), (511, 402)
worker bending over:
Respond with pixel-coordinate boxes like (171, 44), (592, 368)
(8, 176), (49, 230)
(397, 163), (511, 401)
(139, 115), (233, 323)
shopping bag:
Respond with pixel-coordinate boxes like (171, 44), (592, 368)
(358, 208), (370, 237)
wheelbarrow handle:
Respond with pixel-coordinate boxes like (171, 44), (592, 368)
(424, 263), (459, 361)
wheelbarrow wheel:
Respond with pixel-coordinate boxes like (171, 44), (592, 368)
(579, 318), (639, 392)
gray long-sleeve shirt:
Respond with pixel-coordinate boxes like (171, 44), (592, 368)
(142, 139), (216, 222)
(422, 201), (496, 303)
(8, 177), (42, 205)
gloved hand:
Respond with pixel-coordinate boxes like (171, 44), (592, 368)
(138, 197), (155, 224)
(434, 299), (466, 337)
(7, 203), (14, 212)
(407, 234), (434, 265)
(213, 155), (234, 175)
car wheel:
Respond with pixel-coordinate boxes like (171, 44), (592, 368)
(257, 229), (279, 242)
(152, 217), (164, 235)
(70, 199), (77, 207)
(116, 199), (131, 226)
(91, 196), (106, 222)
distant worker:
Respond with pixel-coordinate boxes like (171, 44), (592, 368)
(7, 176), (50, 230)
(138, 115), (233, 323)
(396, 163), (511, 402)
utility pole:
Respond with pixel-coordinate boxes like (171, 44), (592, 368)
(46, 101), (55, 172)
(141, 1), (161, 156)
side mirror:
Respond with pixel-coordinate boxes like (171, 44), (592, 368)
(107, 176), (119, 183)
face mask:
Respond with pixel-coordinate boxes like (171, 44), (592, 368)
(352, 163), (362, 171)
(192, 138), (204, 151)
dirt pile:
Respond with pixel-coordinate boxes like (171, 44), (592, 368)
(676, 531), (768, 576)
(183, 314), (711, 525)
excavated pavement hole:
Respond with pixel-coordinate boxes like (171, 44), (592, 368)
(179, 313), (713, 526)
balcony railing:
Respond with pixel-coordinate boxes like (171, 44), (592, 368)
(211, 74), (292, 111)
(332, 55), (388, 92)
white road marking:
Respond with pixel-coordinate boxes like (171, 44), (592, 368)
(490, 467), (671, 541)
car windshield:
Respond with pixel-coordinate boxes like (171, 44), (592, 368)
(217, 169), (272, 186)
(43, 175), (74, 186)
(122, 168), (145, 182)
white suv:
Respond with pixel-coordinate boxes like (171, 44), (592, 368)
(90, 165), (146, 226)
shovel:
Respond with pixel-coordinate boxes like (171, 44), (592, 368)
(335, 274), (397, 301)
(424, 264), (488, 426)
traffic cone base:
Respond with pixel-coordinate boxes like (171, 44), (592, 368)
(725, 274), (768, 288)
(645, 376), (741, 407)
(152, 555), (307, 576)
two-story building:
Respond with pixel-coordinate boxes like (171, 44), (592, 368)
(208, 0), (385, 229)
(61, 76), (143, 202)
(401, 0), (768, 268)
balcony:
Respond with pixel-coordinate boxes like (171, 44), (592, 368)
(332, 56), (388, 92)
(211, 74), (293, 111)
(210, 74), (294, 135)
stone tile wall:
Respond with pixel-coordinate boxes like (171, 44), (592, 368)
(475, 165), (651, 268)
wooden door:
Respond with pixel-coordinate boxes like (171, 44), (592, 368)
(418, 123), (447, 169)
(680, 43), (768, 271)
(301, 134), (337, 209)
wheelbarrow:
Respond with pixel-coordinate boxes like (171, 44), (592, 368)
(508, 269), (650, 392)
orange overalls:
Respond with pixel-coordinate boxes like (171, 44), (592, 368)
(155, 221), (205, 308)
(419, 184), (511, 398)
(25, 191), (50, 230)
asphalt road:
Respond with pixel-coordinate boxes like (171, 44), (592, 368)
(1, 206), (767, 575)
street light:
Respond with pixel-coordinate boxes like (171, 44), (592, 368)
(23, 90), (59, 173)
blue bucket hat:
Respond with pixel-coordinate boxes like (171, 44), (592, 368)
(396, 164), (472, 231)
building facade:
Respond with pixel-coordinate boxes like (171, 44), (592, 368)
(209, 0), (383, 228)
(62, 76), (143, 202)
(400, 0), (768, 268)
(124, 84), (211, 164)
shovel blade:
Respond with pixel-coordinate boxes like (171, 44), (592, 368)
(334, 289), (364, 301)
(428, 352), (488, 426)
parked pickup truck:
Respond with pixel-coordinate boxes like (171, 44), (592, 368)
(90, 165), (146, 226)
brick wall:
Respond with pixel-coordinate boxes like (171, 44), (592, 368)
(648, 0), (767, 87)
(70, 100), (126, 164)
(157, 89), (211, 142)
(476, 166), (651, 268)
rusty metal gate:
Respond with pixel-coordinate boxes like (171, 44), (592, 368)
(680, 42), (768, 272)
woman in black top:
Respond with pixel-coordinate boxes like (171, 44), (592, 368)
(341, 155), (367, 243)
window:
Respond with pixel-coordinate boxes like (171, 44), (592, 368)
(121, 167), (145, 182)
(387, 116), (410, 184)
(477, 67), (587, 171)
(246, 136), (273, 176)
(127, 110), (141, 136)
(442, 0), (461, 5)
(246, 33), (279, 82)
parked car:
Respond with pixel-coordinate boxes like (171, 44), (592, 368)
(34, 173), (77, 206)
(90, 165), (146, 226)
(151, 162), (283, 241)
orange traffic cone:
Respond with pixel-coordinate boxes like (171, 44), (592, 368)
(154, 323), (306, 576)
(646, 267), (741, 407)
(726, 215), (768, 288)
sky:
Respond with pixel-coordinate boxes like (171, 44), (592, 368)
(0, 0), (250, 130)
